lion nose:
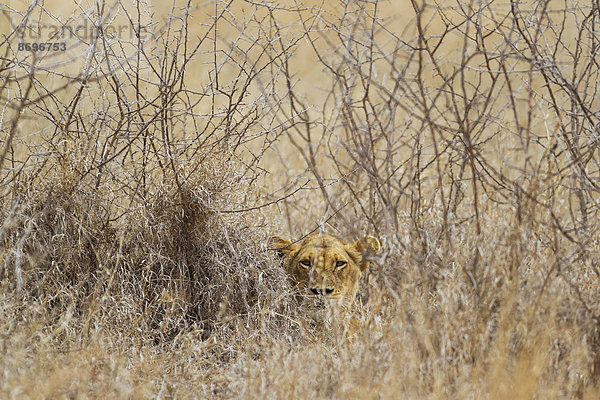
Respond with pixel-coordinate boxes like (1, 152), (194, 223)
(310, 287), (334, 296)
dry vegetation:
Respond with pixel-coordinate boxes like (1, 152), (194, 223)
(1, 0), (600, 398)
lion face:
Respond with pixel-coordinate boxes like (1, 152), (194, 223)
(272, 233), (380, 305)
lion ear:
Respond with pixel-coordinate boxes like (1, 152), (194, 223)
(271, 236), (298, 258)
(351, 236), (381, 271)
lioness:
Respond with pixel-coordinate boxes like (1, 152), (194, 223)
(271, 233), (381, 306)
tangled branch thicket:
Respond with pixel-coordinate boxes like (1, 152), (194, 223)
(1, 0), (600, 398)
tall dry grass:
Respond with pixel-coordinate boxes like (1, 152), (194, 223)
(1, 0), (600, 398)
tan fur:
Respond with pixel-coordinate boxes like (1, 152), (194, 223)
(271, 233), (381, 305)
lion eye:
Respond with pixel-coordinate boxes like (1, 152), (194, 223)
(299, 260), (311, 269)
(335, 260), (347, 269)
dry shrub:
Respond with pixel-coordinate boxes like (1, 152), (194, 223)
(0, 1), (299, 397)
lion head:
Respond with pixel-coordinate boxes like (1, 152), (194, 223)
(271, 233), (381, 305)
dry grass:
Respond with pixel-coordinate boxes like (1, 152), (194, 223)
(1, 0), (600, 398)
